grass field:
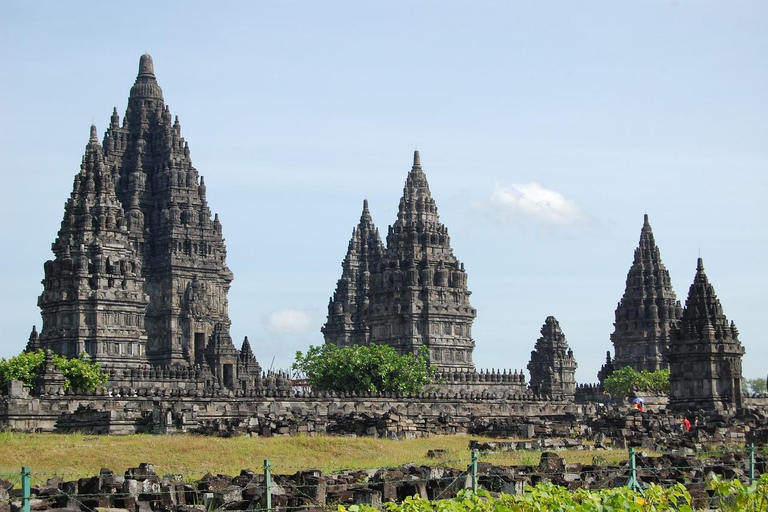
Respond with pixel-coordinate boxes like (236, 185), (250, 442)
(0, 432), (637, 484)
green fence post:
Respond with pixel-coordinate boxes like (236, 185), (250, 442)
(263, 459), (271, 512)
(626, 447), (643, 494)
(749, 443), (755, 485)
(21, 467), (30, 512)
(471, 449), (478, 492)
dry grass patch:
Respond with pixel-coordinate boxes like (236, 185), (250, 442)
(0, 432), (637, 484)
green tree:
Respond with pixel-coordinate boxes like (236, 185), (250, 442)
(744, 377), (767, 395)
(0, 350), (107, 391)
(52, 352), (108, 391)
(603, 366), (670, 400)
(293, 343), (438, 394)
(0, 350), (45, 387)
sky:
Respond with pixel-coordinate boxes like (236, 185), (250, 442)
(1, 2), (766, 384)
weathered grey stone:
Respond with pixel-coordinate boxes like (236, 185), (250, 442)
(609, 214), (682, 374)
(323, 152), (476, 372)
(528, 316), (577, 400)
(667, 258), (745, 412)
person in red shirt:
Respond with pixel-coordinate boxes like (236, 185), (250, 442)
(683, 417), (691, 432)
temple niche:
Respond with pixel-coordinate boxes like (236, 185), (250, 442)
(323, 151), (477, 372)
(610, 214), (682, 374)
(527, 316), (577, 399)
(32, 55), (256, 389)
(667, 258), (745, 412)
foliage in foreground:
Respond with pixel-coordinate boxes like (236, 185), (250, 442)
(342, 485), (694, 512)
(293, 343), (438, 394)
(0, 350), (108, 391)
(709, 473), (768, 511)
(343, 475), (768, 512)
(603, 366), (670, 401)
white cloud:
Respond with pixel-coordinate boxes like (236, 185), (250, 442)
(263, 309), (314, 334)
(485, 182), (589, 226)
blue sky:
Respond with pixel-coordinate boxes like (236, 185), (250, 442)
(1, 2), (766, 383)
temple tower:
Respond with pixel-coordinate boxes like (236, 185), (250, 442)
(322, 199), (385, 346)
(527, 316), (577, 399)
(100, 54), (234, 367)
(611, 214), (682, 372)
(36, 126), (150, 369)
(364, 151), (476, 371)
(667, 258), (745, 411)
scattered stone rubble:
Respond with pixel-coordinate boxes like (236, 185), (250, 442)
(1, 447), (764, 512)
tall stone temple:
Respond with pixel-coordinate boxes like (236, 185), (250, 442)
(30, 55), (259, 389)
(527, 316), (577, 399)
(667, 258), (745, 411)
(323, 151), (477, 371)
(610, 214), (683, 373)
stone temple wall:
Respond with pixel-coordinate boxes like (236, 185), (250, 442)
(2, 380), (766, 437)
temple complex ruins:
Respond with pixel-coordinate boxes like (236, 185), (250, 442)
(527, 316), (577, 398)
(323, 151), (476, 372)
(667, 258), (745, 411)
(28, 54), (259, 390)
(0, 54), (757, 434)
(609, 214), (682, 373)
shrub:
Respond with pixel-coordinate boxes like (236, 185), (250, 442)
(0, 349), (107, 391)
(603, 366), (670, 400)
(293, 343), (438, 394)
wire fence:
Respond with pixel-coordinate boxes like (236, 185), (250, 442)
(1, 444), (764, 512)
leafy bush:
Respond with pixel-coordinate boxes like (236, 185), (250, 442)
(0, 349), (107, 391)
(340, 485), (694, 512)
(743, 377), (767, 395)
(53, 351), (109, 391)
(710, 473), (768, 511)
(293, 343), (438, 394)
(603, 366), (670, 400)
(0, 350), (45, 387)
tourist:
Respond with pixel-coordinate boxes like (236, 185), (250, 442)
(683, 417), (691, 432)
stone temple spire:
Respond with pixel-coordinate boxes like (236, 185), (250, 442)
(667, 258), (745, 411)
(365, 151), (476, 371)
(610, 214), (682, 373)
(37, 125), (149, 368)
(322, 199), (385, 347)
(527, 316), (577, 399)
(100, 54), (233, 368)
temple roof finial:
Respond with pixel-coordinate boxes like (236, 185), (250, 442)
(138, 54), (155, 78)
(89, 124), (98, 143)
(363, 198), (369, 211)
(697, 257), (704, 272)
(413, 150), (421, 168)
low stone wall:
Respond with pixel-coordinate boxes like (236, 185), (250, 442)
(1, 388), (587, 437)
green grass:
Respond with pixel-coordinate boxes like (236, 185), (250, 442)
(0, 432), (637, 484)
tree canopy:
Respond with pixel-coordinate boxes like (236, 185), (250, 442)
(0, 350), (108, 392)
(603, 366), (670, 400)
(293, 343), (438, 394)
(743, 377), (767, 395)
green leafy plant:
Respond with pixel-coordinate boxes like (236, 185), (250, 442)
(743, 377), (767, 395)
(52, 351), (108, 391)
(361, 485), (694, 512)
(293, 343), (438, 394)
(0, 349), (107, 391)
(0, 349), (45, 387)
(710, 473), (768, 511)
(603, 366), (670, 400)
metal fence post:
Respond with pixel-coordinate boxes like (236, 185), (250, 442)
(471, 449), (478, 492)
(749, 443), (755, 485)
(264, 459), (271, 512)
(21, 467), (30, 512)
(626, 447), (643, 494)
